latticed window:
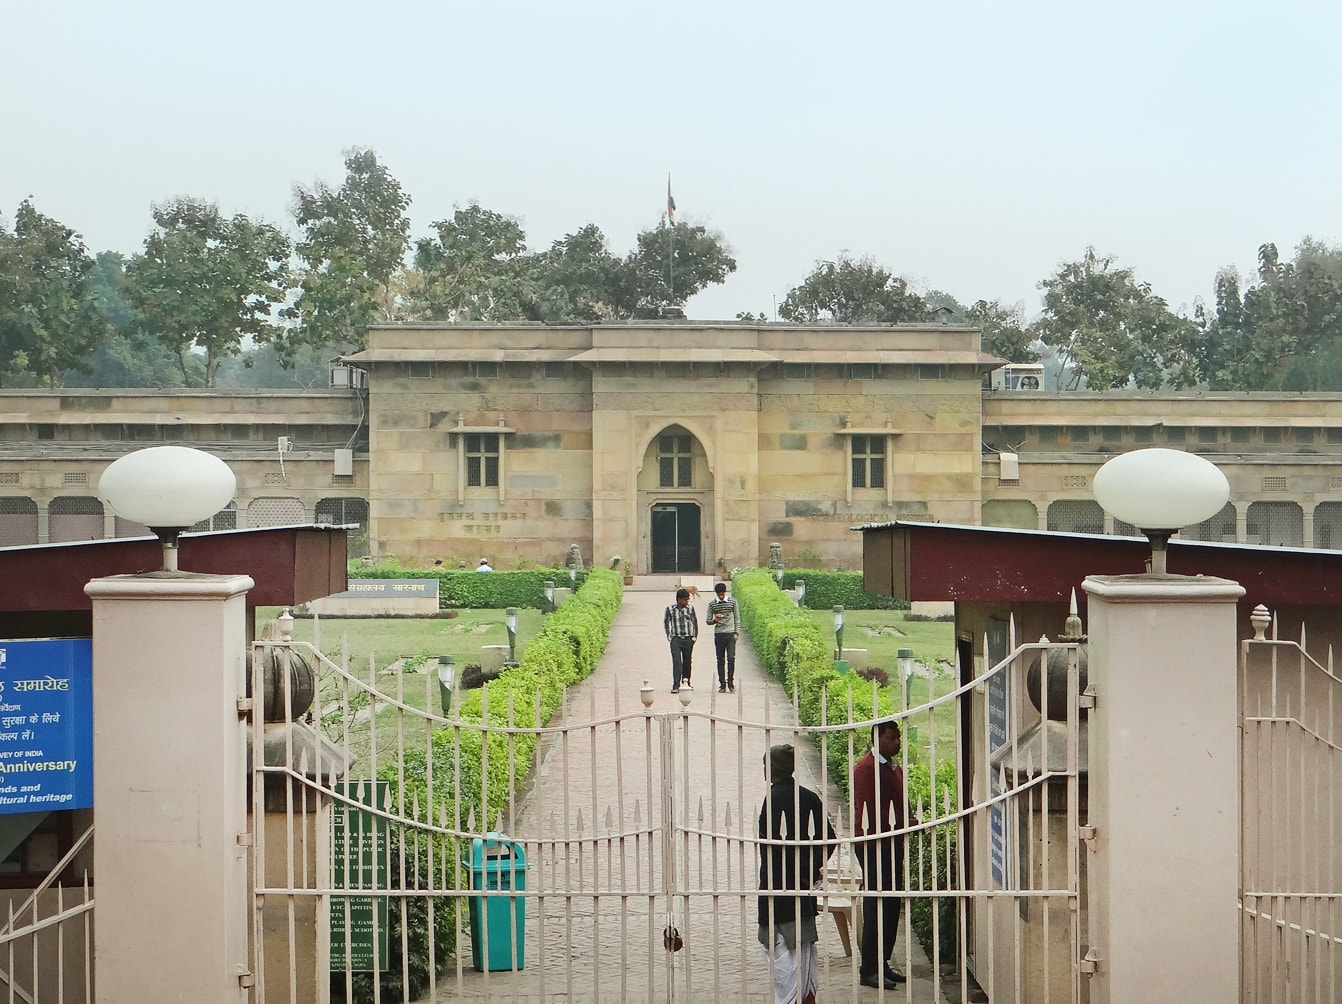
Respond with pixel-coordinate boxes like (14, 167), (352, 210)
(190, 502), (238, 534)
(1246, 501), (1303, 547)
(1313, 502), (1342, 550)
(1178, 502), (1237, 543)
(466, 434), (500, 487)
(851, 435), (885, 489)
(658, 435), (692, 488)
(247, 497), (305, 528)
(315, 497), (369, 529)
(1047, 499), (1104, 535)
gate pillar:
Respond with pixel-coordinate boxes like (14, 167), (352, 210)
(86, 573), (254, 1003)
(1081, 573), (1243, 1004)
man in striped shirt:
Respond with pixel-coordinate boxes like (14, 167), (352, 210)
(706, 581), (740, 693)
(663, 587), (698, 693)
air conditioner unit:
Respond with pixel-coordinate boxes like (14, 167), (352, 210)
(999, 452), (1020, 481)
(334, 449), (354, 476)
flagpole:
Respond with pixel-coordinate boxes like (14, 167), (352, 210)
(666, 174), (675, 304)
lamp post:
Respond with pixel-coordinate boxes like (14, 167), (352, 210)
(796, 578), (806, 607)
(97, 446), (237, 571)
(544, 579), (555, 614)
(1092, 448), (1230, 574)
(437, 654), (455, 715)
(898, 647), (915, 709)
(776, 564), (785, 586)
(569, 567), (577, 589)
(505, 607), (519, 664)
(833, 605), (845, 662)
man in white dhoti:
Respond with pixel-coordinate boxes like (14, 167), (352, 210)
(757, 744), (837, 1004)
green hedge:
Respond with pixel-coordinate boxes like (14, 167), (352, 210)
(342, 568), (622, 1001)
(349, 559), (589, 609)
(733, 568), (956, 960)
(776, 569), (909, 610)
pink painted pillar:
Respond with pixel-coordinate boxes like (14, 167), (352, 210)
(1081, 573), (1243, 1003)
(85, 573), (254, 1003)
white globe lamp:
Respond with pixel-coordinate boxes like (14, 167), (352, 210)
(98, 446), (237, 571)
(1092, 448), (1230, 574)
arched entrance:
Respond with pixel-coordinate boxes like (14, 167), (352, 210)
(638, 423), (713, 575)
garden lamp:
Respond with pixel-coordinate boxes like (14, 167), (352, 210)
(898, 648), (915, 709)
(796, 578), (806, 607)
(776, 564), (784, 584)
(436, 654), (455, 715)
(833, 605), (845, 661)
(505, 606), (519, 664)
(544, 579), (555, 613)
(570, 567), (577, 587)
(1092, 448), (1230, 575)
(97, 446), (236, 572)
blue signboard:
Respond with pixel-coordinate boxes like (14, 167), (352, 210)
(985, 619), (1009, 887)
(0, 639), (93, 814)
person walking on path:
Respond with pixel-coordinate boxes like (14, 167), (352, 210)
(758, 743), (837, 1004)
(663, 586), (698, 693)
(853, 718), (917, 989)
(706, 581), (740, 692)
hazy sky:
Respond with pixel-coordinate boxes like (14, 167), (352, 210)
(3, 0), (1338, 322)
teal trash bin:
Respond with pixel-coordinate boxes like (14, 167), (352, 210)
(464, 833), (527, 971)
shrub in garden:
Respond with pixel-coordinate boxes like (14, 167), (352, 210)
(350, 558), (588, 610)
(340, 568), (622, 1001)
(777, 569), (908, 610)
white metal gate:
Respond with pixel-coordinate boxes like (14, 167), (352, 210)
(250, 623), (1086, 1003)
(1240, 612), (1342, 1002)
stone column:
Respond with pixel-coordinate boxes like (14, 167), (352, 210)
(1081, 573), (1243, 1003)
(85, 572), (254, 1003)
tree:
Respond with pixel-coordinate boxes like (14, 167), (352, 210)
(0, 200), (111, 386)
(285, 149), (411, 353)
(62, 252), (199, 387)
(1031, 247), (1197, 390)
(126, 198), (291, 387)
(409, 203), (539, 321)
(965, 299), (1037, 363)
(533, 224), (626, 321)
(779, 254), (926, 324)
(1197, 240), (1342, 390)
(620, 221), (737, 318)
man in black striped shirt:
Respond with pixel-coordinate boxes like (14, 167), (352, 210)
(663, 587), (698, 693)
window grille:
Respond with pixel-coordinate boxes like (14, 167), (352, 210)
(1063, 475), (1089, 490)
(850, 435), (885, 489)
(466, 434), (500, 487)
(1263, 476), (1289, 492)
(658, 434), (693, 488)
(0, 473), (18, 485)
(247, 497), (305, 528)
(1245, 501), (1303, 547)
(1047, 499), (1104, 534)
(63, 472), (87, 485)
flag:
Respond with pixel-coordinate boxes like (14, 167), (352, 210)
(666, 176), (676, 225)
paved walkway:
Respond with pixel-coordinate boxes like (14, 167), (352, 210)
(425, 577), (938, 1003)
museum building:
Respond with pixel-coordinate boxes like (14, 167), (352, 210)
(1, 321), (1342, 571)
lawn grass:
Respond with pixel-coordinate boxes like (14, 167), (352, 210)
(256, 606), (550, 768)
(801, 608), (961, 768)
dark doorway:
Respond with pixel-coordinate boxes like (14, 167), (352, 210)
(651, 503), (701, 574)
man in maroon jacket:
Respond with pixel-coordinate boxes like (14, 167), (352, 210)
(852, 719), (915, 989)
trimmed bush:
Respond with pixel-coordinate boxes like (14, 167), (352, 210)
(778, 569), (909, 610)
(349, 559), (588, 609)
(341, 568), (622, 1001)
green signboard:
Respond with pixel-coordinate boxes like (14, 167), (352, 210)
(331, 780), (390, 972)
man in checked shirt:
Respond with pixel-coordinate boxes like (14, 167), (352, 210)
(663, 587), (698, 693)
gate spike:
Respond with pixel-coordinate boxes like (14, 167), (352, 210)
(633, 801), (642, 829)
(412, 791), (421, 821)
(576, 808), (585, 838)
(466, 806), (476, 832)
(297, 746), (310, 780)
(723, 802), (733, 833)
(1299, 620), (1307, 649)
(494, 809), (504, 833)
(697, 796), (704, 823)
(1008, 612), (1017, 650)
(605, 806), (614, 833)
